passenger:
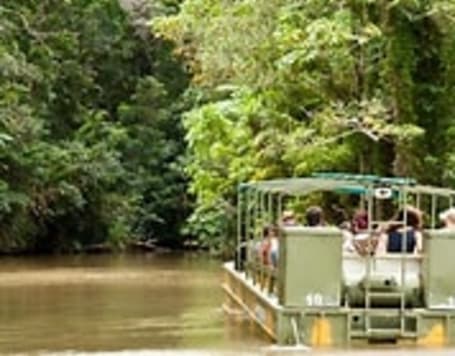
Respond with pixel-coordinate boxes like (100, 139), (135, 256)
(332, 204), (348, 227)
(269, 231), (279, 268)
(377, 206), (423, 254)
(341, 225), (355, 253)
(343, 210), (373, 254)
(259, 224), (277, 265)
(352, 210), (368, 234)
(439, 208), (455, 230)
(282, 210), (297, 226)
(269, 211), (296, 268)
(305, 206), (325, 227)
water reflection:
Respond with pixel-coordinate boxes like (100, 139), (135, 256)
(0, 253), (266, 353)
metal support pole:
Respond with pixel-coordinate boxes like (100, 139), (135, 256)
(365, 184), (373, 333)
(255, 189), (260, 240)
(278, 194), (284, 225)
(398, 187), (403, 213)
(253, 188), (260, 285)
(400, 187), (407, 333)
(245, 187), (252, 279)
(236, 185), (242, 270)
(267, 191), (272, 225)
(367, 185), (373, 231)
(261, 190), (267, 231)
(259, 190), (265, 290)
(431, 194), (437, 229)
(277, 193), (284, 299)
(416, 193), (421, 222)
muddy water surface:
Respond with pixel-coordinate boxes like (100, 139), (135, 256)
(0, 253), (264, 353)
(0, 253), (452, 355)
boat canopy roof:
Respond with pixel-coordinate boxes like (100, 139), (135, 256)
(240, 172), (455, 197)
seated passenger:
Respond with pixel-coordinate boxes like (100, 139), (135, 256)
(377, 206), (423, 254)
(332, 204), (348, 227)
(269, 232), (279, 268)
(439, 208), (455, 230)
(352, 210), (368, 233)
(341, 227), (355, 253)
(342, 210), (378, 256)
(281, 210), (297, 226)
(269, 212), (296, 268)
(305, 206), (325, 227)
(259, 224), (277, 265)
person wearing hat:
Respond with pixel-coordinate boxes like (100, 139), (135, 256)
(440, 208), (455, 230)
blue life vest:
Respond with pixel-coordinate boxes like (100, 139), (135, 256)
(387, 229), (416, 253)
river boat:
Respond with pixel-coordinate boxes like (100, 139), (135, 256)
(223, 173), (455, 347)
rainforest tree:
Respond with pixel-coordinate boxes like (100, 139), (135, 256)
(155, 0), (455, 247)
(0, 0), (189, 252)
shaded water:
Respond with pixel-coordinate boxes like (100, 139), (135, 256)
(0, 253), (265, 353)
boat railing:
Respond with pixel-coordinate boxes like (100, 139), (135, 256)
(245, 254), (278, 296)
(229, 176), (455, 345)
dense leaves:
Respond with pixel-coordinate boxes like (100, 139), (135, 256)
(2, 0), (455, 252)
(155, 0), (455, 247)
(0, 0), (189, 252)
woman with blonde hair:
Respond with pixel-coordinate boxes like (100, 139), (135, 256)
(439, 208), (455, 230)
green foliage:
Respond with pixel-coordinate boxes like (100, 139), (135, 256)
(0, 0), (189, 252)
(155, 0), (455, 249)
(183, 203), (234, 252)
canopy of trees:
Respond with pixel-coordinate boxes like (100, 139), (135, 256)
(0, 0), (189, 252)
(2, 0), (455, 252)
(155, 0), (455, 246)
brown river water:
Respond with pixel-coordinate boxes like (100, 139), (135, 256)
(0, 253), (453, 355)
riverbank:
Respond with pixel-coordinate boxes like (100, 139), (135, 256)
(0, 238), (213, 256)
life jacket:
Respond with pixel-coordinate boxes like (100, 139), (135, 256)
(387, 229), (416, 253)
